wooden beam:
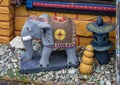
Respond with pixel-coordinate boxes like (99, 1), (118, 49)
(47, 0), (115, 5)
(116, 0), (120, 85)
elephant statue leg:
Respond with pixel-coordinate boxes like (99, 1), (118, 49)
(66, 47), (78, 65)
(39, 46), (53, 67)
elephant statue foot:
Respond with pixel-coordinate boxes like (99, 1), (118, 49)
(22, 55), (32, 61)
(66, 48), (78, 65)
(21, 51), (33, 62)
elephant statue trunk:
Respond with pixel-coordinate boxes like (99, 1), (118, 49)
(22, 39), (33, 61)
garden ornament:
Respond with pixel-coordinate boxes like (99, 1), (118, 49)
(20, 14), (79, 73)
(86, 16), (115, 64)
(79, 45), (94, 74)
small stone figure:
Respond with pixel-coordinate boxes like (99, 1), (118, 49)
(79, 45), (94, 74)
(86, 16), (115, 64)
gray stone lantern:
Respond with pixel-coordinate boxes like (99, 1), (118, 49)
(86, 16), (115, 64)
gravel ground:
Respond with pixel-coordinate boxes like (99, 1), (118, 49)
(0, 42), (116, 85)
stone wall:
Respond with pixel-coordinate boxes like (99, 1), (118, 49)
(0, 3), (116, 47)
(14, 5), (116, 47)
(0, 0), (14, 43)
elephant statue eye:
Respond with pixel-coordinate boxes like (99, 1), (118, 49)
(27, 27), (32, 31)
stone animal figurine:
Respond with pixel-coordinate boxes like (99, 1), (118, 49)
(21, 14), (78, 67)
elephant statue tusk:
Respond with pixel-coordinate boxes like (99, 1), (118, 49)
(22, 36), (32, 41)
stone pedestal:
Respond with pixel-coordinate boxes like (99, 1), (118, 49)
(20, 50), (79, 74)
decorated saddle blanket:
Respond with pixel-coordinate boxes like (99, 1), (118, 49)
(48, 16), (76, 48)
(28, 16), (76, 48)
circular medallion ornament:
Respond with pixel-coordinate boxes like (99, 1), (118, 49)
(55, 29), (66, 40)
(52, 17), (68, 23)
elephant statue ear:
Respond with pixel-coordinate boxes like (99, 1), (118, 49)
(38, 14), (54, 46)
(38, 22), (54, 46)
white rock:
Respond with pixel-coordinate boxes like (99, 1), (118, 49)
(74, 76), (78, 82)
(1, 69), (7, 76)
(42, 77), (48, 82)
(0, 50), (5, 55)
(61, 69), (66, 74)
(14, 73), (16, 76)
(95, 66), (101, 73)
(11, 59), (18, 63)
(0, 72), (4, 76)
(68, 68), (76, 74)
(112, 77), (116, 81)
(0, 61), (4, 64)
(111, 57), (114, 61)
(104, 78), (111, 85)
(1, 63), (5, 68)
(101, 66), (105, 71)
(33, 45), (40, 51)
(106, 65), (111, 68)
(36, 73), (42, 76)
(13, 63), (18, 68)
(56, 70), (61, 74)
(12, 69), (16, 72)
(16, 50), (22, 54)
(7, 64), (12, 69)
(88, 82), (95, 85)
(33, 76), (37, 80)
(105, 71), (110, 74)
(82, 75), (88, 79)
(9, 36), (24, 49)
(97, 73), (102, 80)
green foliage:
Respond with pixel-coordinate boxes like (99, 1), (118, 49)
(7, 69), (15, 78)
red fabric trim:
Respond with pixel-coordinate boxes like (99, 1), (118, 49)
(28, 16), (47, 22)
(33, 2), (116, 12)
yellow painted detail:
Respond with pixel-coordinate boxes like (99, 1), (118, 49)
(55, 29), (66, 40)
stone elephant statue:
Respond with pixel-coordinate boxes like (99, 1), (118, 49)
(21, 14), (78, 67)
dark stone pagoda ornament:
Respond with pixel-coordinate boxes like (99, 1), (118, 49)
(86, 16), (115, 64)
